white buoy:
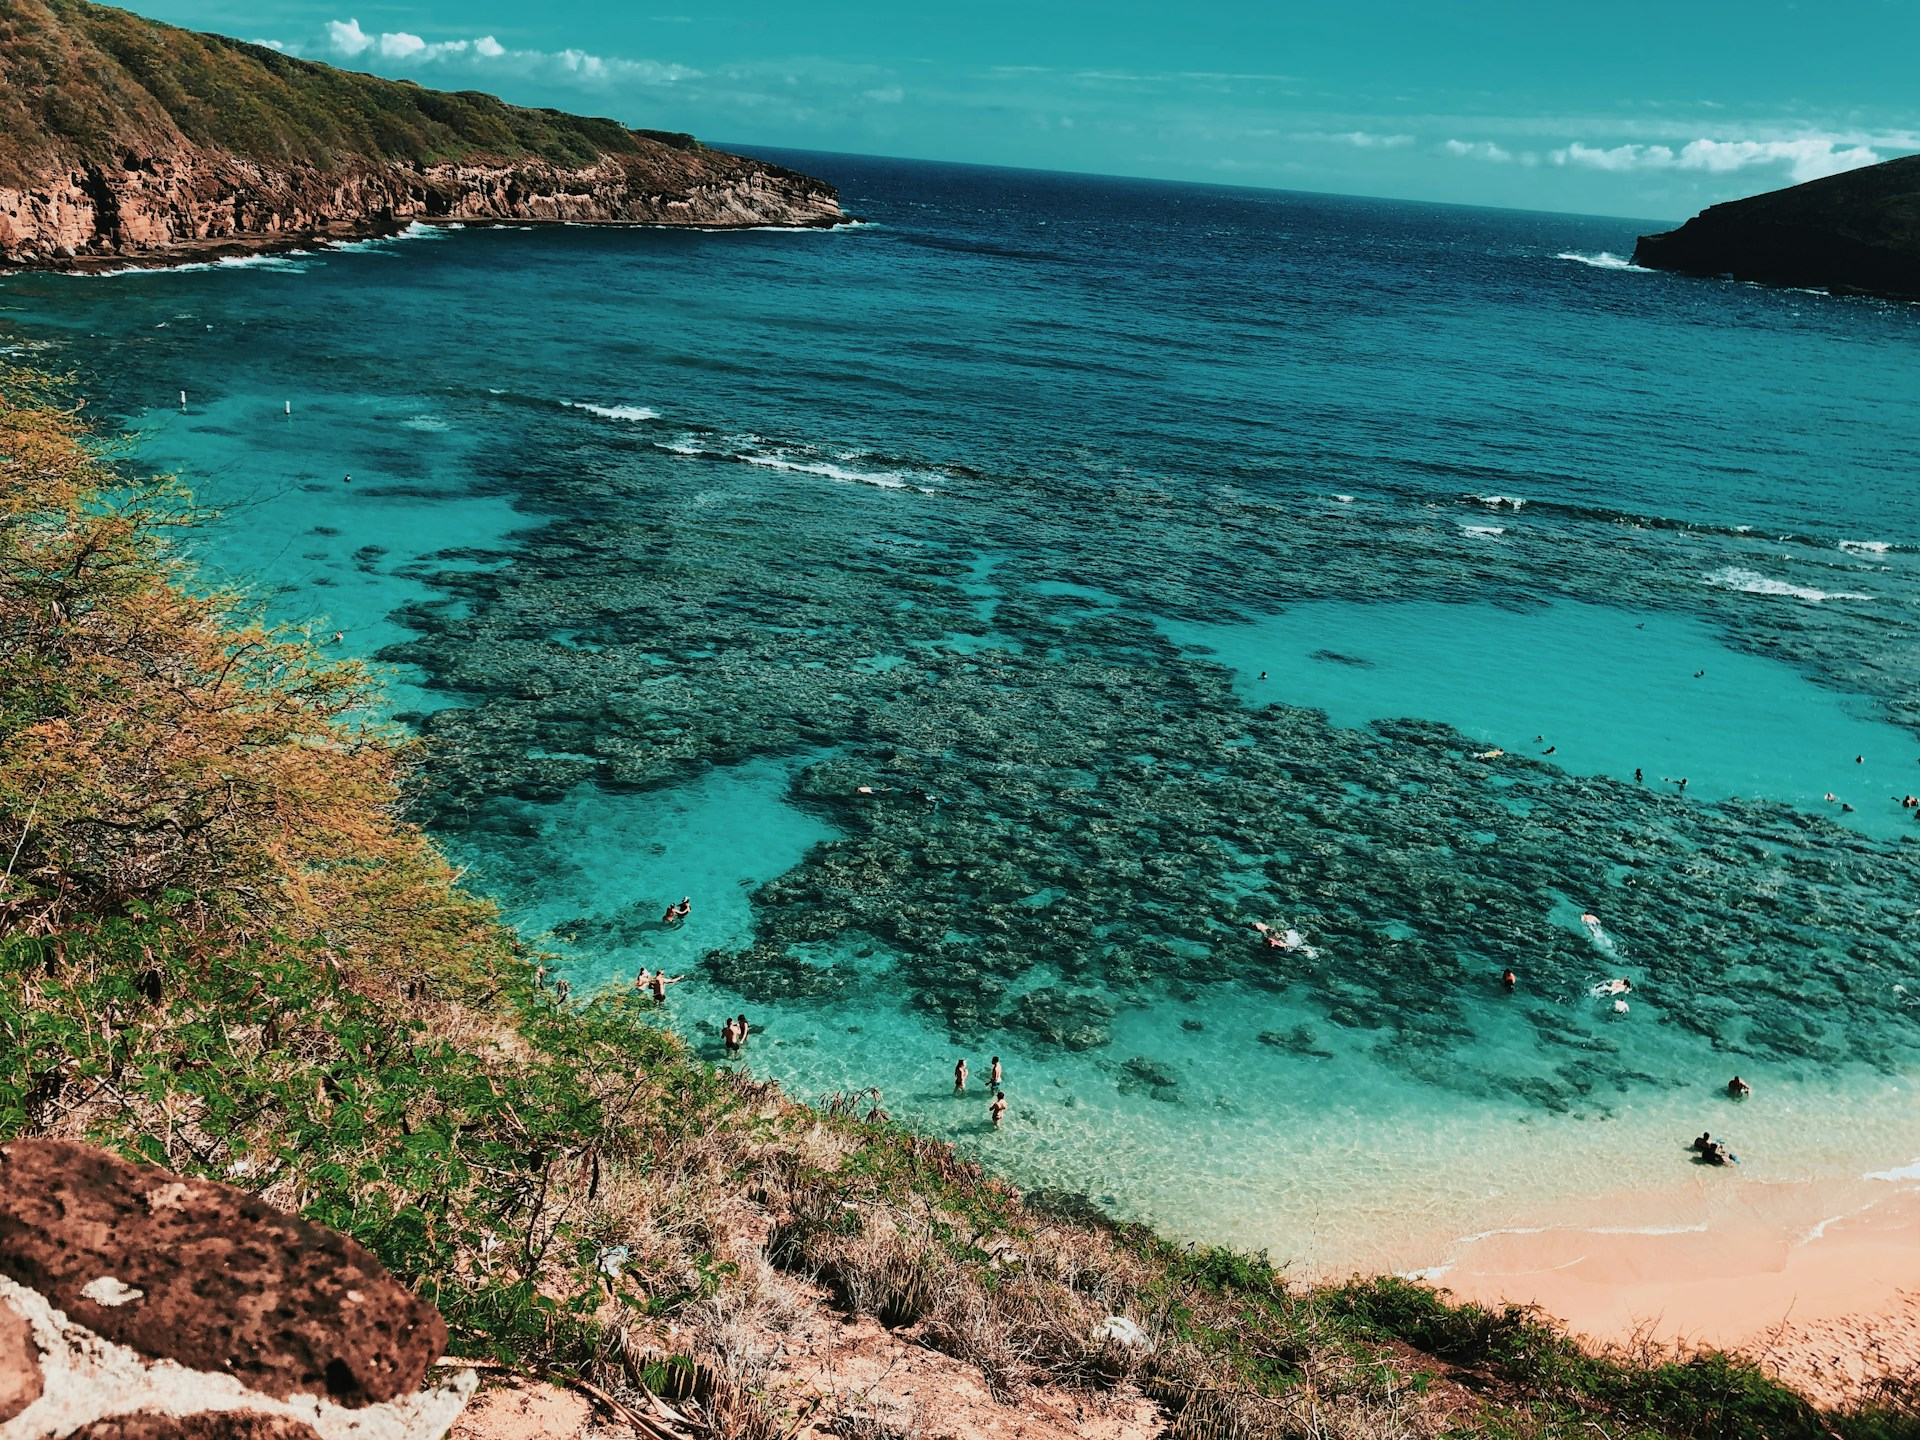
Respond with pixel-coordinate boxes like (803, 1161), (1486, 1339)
(285, 400), (292, 415)
(178, 390), (187, 409)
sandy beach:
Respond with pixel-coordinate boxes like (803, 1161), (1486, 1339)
(1428, 1170), (1920, 1405)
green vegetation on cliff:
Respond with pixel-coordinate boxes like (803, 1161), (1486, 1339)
(0, 367), (1912, 1438)
(0, 0), (696, 183)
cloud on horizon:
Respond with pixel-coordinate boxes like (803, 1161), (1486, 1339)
(1439, 131), (1908, 184)
(304, 17), (698, 89)
(1550, 137), (1884, 183)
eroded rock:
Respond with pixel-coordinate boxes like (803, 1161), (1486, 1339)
(0, 1139), (448, 1412)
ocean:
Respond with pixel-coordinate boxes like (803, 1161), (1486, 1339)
(5, 151), (1919, 1279)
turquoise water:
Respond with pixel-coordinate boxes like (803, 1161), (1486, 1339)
(4, 157), (1920, 1271)
(1168, 598), (1916, 837)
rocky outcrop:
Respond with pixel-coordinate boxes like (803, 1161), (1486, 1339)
(1633, 153), (1920, 299)
(0, 150), (843, 268)
(0, 1139), (472, 1440)
(0, 0), (841, 270)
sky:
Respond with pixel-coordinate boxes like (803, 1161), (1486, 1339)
(128, 0), (1920, 220)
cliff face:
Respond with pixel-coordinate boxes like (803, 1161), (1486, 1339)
(0, 0), (841, 268)
(1632, 154), (1920, 299)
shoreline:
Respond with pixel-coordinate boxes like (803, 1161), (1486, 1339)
(0, 211), (857, 278)
(1414, 1168), (1920, 1406)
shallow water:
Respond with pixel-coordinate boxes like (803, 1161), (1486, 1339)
(4, 155), (1919, 1272)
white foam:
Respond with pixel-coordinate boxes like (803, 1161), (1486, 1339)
(1705, 567), (1872, 602)
(742, 453), (913, 489)
(1839, 540), (1892, 555)
(401, 415), (451, 432)
(1866, 1159), (1920, 1182)
(1332, 493), (1356, 504)
(1461, 525), (1506, 537)
(1476, 494), (1526, 509)
(75, 252), (312, 278)
(1556, 251), (1650, 272)
(565, 401), (660, 422)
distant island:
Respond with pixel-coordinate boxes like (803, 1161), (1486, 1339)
(0, 0), (842, 270)
(1634, 153), (1920, 300)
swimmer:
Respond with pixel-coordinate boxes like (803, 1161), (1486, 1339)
(1542, 746), (1556, 755)
(1825, 793), (1837, 803)
(1581, 912), (1602, 929)
(737, 1013), (750, 1044)
(1634, 768), (1643, 783)
(650, 971), (684, 1002)
(722, 1018), (739, 1055)
(1693, 670), (1704, 678)
(634, 967), (652, 993)
(1474, 748), (1505, 760)
(1727, 1075), (1751, 1099)
(343, 473), (351, 483)
(1857, 756), (1864, 764)
(990, 1056), (1003, 1087)
(331, 631), (343, 645)
(989, 1091), (1008, 1128)
(1691, 1131), (1713, 1153)
(1501, 968), (1517, 991)
(675, 897), (692, 920)
(954, 1058), (968, 1094)
(1613, 998), (1630, 1013)
(1259, 670), (1268, 680)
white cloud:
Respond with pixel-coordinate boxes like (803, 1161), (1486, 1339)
(1298, 130), (1414, 149)
(379, 30), (427, 58)
(1443, 139), (1513, 163)
(325, 17), (372, 55)
(311, 18), (697, 87)
(1551, 137), (1885, 183)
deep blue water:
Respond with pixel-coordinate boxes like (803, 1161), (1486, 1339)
(4, 153), (1919, 1271)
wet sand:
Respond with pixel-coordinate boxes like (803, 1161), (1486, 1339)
(1429, 1173), (1920, 1406)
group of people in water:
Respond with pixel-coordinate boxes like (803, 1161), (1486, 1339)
(956, 1056), (1010, 1126)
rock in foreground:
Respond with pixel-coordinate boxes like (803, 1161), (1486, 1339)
(1633, 153), (1920, 299)
(0, 1138), (471, 1440)
(0, 0), (841, 269)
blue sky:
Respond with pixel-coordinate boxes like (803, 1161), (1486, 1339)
(132, 0), (1919, 219)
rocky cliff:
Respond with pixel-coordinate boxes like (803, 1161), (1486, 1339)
(0, 0), (841, 269)
(1632, 154), (1920, 299)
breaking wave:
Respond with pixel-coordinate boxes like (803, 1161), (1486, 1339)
(1705, 567), (1872, 602)
(565, 401), (661, 422)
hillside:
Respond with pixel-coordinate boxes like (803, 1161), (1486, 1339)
(0, 0), (840, 267)
(1633, 154), (1920, 298)
(1, 361), (1914, 1439)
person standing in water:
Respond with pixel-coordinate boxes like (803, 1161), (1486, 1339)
(1727, 1075), (1752, 1098)
(989, 1056), (1003, 1088)
(737, 1014), (751, 1046)
(722, 1017), (739, 1056)
(1501, 968), (1516, 991)
(651, 971), (684, 1002)
(954, 1058), (969, 1094)
(989, 1091), (1008, 1127)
